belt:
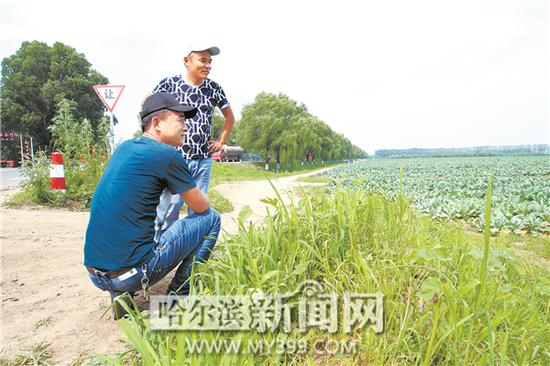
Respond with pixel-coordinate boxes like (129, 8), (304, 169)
(86, 249), (156, 279)
(86, 266), (134, 279)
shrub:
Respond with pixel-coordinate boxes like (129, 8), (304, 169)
(9, 98), (109, 209)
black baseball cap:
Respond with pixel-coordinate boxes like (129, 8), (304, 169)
(140, 93), (197, 120)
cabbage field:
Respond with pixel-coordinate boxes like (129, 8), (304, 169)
(322, 156), (550, 235)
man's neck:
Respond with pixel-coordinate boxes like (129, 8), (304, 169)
(142, 131), (159, 142)
(184, 72), (204, 87)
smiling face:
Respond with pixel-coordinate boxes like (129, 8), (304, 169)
(184, 51), (212, 82)
(156, 110), (187, 147)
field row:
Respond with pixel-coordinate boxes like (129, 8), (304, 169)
(322, 156), (550, 234)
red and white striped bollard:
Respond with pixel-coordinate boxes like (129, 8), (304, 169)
(50, 152), (66, 192)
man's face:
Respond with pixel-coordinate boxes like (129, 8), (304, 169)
(185, 51), (212, 80)
(157, 110), (187, 147)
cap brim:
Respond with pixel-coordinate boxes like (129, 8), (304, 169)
(207, 47), (220, 56)
(168, 105), (198, 119)
(188, 46), (220, 56)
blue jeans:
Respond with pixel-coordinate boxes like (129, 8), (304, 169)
(88, 208), (221, 296)
(164, 158), (213, 227)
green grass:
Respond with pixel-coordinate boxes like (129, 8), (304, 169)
(295, 175), (332, 183)
(208, 188), (233, 213)
(98, 181), (549, 365)
(210, 161), (340, 186)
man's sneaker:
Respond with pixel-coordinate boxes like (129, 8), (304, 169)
(165, 289), (189, 297)
(110, 291), (134, 320)
(166, 284), (190, 297)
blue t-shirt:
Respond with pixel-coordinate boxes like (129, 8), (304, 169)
(152, 76), (229, 159)
(84, 137), (196, 270)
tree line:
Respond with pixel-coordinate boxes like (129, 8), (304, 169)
(375, 144), (550, 158)
(2, 41), (365, 165)
(1, 41), (108, 162)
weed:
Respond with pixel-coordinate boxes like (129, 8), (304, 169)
(99, 182), (549, 364)
(34, 317), (53, 330)
(0, 343), (52, 366)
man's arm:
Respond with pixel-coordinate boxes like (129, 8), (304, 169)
(181, 187), (210, 214)
(209, 106), (235, 153)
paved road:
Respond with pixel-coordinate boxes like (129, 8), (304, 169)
(1, 168), (23, 190)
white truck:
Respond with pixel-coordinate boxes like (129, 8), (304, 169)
(212, 145), (244, 162)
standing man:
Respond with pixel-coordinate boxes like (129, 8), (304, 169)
(84, 93), (221, 318)
(153, 46), (235, 226)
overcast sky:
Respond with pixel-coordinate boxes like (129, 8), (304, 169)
(1, 0), (548, 154)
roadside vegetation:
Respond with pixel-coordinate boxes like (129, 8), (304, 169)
(94, 179), (549, 365)
(6, 99), (110, 209)
(6, 98), (110, 209)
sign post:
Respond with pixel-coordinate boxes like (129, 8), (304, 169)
(19, 134), (24, 165)
(93, 85), (125, 155)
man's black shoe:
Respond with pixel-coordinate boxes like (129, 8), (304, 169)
(110, 291), (134, 320)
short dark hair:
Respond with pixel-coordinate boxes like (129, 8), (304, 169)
(141, 109), (169, 132)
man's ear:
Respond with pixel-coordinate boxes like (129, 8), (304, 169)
(151, 115), (162, 133)
(183, 56), (189, 66)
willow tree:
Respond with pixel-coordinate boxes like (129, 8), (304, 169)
(237, 92), (308, 164)
(237, 92), (366, 163)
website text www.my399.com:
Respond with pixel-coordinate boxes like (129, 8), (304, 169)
(185, 337), (358, 355)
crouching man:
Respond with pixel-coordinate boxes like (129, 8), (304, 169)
(83, 93), (221, 318)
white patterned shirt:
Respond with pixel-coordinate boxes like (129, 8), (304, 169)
(153, 76), (229, 159)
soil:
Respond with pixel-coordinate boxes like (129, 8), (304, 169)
(0, 167), (332, 365)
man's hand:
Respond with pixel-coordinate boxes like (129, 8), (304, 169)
(210, 106), (235, 154)
(208, 140), (224, 153)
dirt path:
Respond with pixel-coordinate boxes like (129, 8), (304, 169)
(0, 166), (334, 365)
(216, 167), (334, 235)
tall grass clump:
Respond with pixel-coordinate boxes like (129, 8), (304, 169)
(106, 181), (548, 365)
(9, 98), (110, 208)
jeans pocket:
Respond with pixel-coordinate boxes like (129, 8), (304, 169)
(88, 273), (110, 291)
(110, 269), (142, 293)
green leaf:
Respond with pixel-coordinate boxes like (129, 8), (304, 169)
(500, 284), (512, 293)
(418, 277), (442, 300)
(260, 197), (279, 207)
(238, 205), (253, 223)
(260, 270), (282, 284)
(413, 248), (446, 263)
(292, 262), (309, 276)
